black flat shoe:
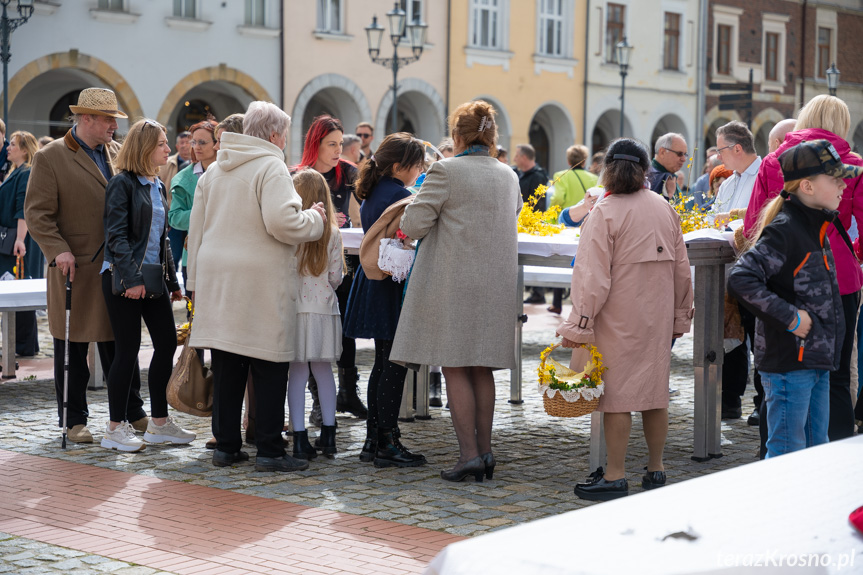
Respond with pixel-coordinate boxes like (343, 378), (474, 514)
(574, 476), (629, 501)
(747, 409), (760, 426)
(641, 470), (666, 490)
(480, 452), (496, 480)
(255, 454), (309, 473)
(212, 449), (249, 467)
(441, 457), (485, 482)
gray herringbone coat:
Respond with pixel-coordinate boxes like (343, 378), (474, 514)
(391, 153), (522, 369)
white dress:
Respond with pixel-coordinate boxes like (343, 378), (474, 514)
(293, 231), (344, 362)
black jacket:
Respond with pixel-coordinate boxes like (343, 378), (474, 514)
(727, 195), (844, 373)
(104, 171), (180, 292)
(517, 164), (549, 204)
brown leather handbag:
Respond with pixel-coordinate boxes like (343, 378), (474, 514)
(166, 329), (213, 417)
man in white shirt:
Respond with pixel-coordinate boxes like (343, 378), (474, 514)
(711, 121), (761, 215)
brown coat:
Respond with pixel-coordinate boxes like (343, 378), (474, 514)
(359, 195), (413, 280)
(557, 189), (694, 412)
(24, 130), (119, 342)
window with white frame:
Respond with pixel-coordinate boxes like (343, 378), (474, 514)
(317, 0), (342, 34)
(400, 0), (423, 26)
(712, 5), (742, 78)
(605, 3), (625, 63)
(817, 27), (832, 78)
(245, 0), (266, 27)
(538, 0), (567, 57)
(174, 0), (196, 19)
(761, 13), (789, 87)
(663, 12), (681, 70)
(98, 0), (127, 11)
(470, 0), (504, 50)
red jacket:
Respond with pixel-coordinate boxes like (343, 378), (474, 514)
(744, 128), (863, 295)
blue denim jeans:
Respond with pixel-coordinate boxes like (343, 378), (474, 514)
(761, 370), (829, 458)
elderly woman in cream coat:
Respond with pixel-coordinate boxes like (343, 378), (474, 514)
(186, 101), (327, 474)
(391, 100), (522, 483)
(557, 138), (693, 501)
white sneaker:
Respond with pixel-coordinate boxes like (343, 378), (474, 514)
(144, 416), (196, 444)
(101, 422), (145, 452)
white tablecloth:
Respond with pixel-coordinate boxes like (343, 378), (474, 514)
(426, 435), (863, 575)
(0, 279), (47, 309)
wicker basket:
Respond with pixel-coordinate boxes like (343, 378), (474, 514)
(539, 342), (602, 418)
(176, 297), (192, 345)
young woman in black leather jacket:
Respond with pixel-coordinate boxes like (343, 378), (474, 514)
(100, 119), (192, 453)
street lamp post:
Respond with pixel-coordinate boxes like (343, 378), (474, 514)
(616, 36), (633, 138)
(365, 2), (427, 134)
(826, 62), (840, 97)
(1, 0), (34, 127)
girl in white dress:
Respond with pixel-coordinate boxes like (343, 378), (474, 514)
(287, 169), (345, 459)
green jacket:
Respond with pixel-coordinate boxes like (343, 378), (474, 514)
(167, 163), (200, 266)
(549, 168), (598, 209)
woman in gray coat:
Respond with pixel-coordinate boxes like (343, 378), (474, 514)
(392, 100), (522, 482)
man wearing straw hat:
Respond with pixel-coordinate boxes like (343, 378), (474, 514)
(25, 87), (148, 444)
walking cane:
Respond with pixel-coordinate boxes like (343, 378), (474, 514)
(61, 274), (71, 449)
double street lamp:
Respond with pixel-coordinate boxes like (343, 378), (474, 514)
(365, 2), (428, 134)
(826, 62), (840, 97)
(1, 0), (34, 126)
(615, 36), (633, 138)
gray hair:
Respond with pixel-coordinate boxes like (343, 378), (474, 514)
(654, 133), (686, 155)
(243, 101), (290, 142)
(342, 133), (361, 148)
(716, 121), (755, 155)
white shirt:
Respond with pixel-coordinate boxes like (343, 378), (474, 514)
(711, 156), (762, 213)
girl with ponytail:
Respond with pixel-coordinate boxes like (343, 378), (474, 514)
(728, 139), (860, 458)
(342, 132), (427, 467)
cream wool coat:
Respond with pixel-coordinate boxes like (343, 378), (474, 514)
(186, 132), (324, 363)
(557, 188), (694, 412)
(391, 153), (522, 369)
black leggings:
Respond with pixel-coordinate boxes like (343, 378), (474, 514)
(367, 339), (408, 430)
(829, 291), (859, 441)
(101, 272), (177, 422)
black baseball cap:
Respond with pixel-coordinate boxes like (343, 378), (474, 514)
(779, 139), (862, 181)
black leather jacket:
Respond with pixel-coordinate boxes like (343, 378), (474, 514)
(104, 171), (180, 292)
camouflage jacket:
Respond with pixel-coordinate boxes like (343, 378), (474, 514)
(727, 196), (844, 373)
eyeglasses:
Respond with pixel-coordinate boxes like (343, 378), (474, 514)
(139, 119), (160, 133)
(715, 144), (736, 153)
(356, 133), (372, 139)
(190, 139), (215, 147)
(662, 147), (688, 159)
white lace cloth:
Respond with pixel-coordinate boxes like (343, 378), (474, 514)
(539, 382), (605, 402)
(378, 238), (415, 283)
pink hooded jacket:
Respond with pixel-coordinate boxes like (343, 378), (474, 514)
(743, 128), (863, 295)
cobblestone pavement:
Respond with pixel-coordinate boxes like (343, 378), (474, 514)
(0, 305), (766, 572)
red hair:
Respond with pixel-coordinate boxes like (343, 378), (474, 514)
(295, 115), (345, 186)
(188, 119), (218, 163)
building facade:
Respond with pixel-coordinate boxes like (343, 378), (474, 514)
(447, 0), (588, 175)
(8, 0), (282, 140)
(584, 0), (701, 160)
(282, 0), (448, 164)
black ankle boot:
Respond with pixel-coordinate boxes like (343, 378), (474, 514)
(317, 424), (337, 456)
(359, 426), (377, 463)
(336, 367), (368, 419)
(308, 375), (322, 428)
(292, 430), (318, 460)
(429, 372), (443, 407)
(374, 428), (425, 468)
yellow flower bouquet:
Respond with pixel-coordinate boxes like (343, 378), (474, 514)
(538, 342), (606, 417)
(176, 296), (193, 345)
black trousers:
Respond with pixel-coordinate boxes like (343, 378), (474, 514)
(53, 338), (145, 428)
(829, 291), (859, 441)
(336, 258), (357, 370)
(101, 272), (176, 423)
(367, 339), (408, 430)
(721, 304), (763, 409)
(211, 349), (288, 458)
(15, 310), (39, 356)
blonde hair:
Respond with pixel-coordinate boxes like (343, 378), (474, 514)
(746, 179), (806, 251)
(449, 100), (498, 154)
(8, 131), (38, 173)
(293, 169), (343, 277)
(795, 95), (851, 140)
(114, 119), (166, 178)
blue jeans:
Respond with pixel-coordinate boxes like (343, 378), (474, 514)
(761, 370), (829, 458)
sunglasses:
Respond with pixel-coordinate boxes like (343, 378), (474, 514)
(139, 119), (160, 133)
(190, 139), (215, 147)
(662, 147), (688, 159)
(356, 133), (372, 139)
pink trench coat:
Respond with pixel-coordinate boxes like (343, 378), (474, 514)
(558, 189), (694, 412)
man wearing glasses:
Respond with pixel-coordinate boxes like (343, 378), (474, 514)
(355, 122), (374, 162)
(25, 88), (147, 443)
(646, 133), (688, 201)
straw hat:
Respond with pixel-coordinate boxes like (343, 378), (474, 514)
(68, 88), (127, 119)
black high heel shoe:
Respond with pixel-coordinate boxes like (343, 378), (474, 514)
(441, 456), (485, 482)
(480, 452), (495, 480)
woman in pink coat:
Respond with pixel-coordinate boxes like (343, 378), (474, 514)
(743, 95), (863, 441)
(557, 138), (694, 501)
